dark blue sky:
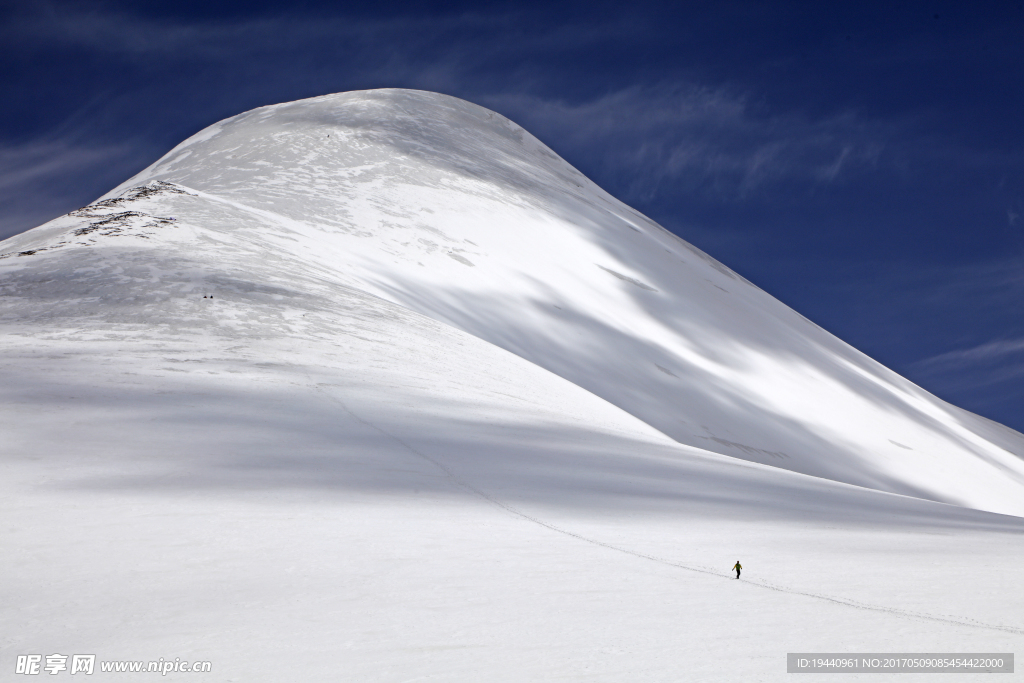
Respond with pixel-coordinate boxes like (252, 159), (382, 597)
(3, 0), (1023, 432)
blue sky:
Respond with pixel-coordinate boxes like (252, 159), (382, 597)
(3, 0), (1023, 432)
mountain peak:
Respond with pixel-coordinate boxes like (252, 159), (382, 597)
(6, 89), (1024, 516)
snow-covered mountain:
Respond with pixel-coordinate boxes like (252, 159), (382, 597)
(3, 90), (1023, 681)
(8, 88), (1023, 515)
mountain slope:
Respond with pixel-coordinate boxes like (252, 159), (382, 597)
(11, 87), (1018, 515)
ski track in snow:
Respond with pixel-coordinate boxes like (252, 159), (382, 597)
(311, 376), (1024, 637)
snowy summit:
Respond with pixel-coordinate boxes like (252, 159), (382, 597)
(3, 89), (1024, 681)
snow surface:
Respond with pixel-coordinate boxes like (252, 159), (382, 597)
(3, 89), (1024, 681)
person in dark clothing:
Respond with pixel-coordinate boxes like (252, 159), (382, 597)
(733, 561), (742, 579)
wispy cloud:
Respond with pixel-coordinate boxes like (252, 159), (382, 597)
(917, 338), (1024, 370)
(910, 337), (1024, 403)
(0, 138), (154, 240)
(484, 86), (889, 203)
(903, 258), (1024, 394)
(1, 6), (536, 61)
(0, 140), (129, 193)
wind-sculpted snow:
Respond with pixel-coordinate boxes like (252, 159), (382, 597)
(84, 88), (1024, 516)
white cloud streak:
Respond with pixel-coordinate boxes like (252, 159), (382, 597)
(912, 330), (1024, 393)
(918, 339), (1024, 369)
(0, 140), (130, 193)
(484, 86), (889, 202)
(0, 139), (149, 240)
